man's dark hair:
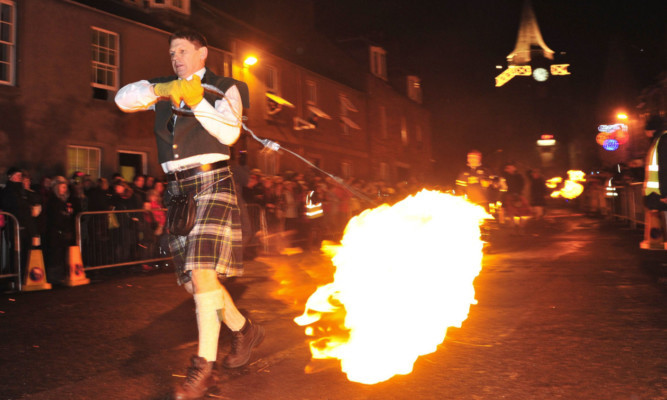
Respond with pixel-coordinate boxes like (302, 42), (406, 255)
(170, 29), (208, 49)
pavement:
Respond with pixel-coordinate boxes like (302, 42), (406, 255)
(0, 208), (666, 400)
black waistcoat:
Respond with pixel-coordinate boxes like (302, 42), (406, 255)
(149, 71), (250, 165)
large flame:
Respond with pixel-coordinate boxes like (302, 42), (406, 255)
(294, 190), (489, 384)
(550, 170), (586, 199)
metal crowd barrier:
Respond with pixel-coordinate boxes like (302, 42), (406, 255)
(244, 203), (269, 254)
(76, 209), (170, 271)
(0, 212), (21, 291)
(584, 181), (646, 229)
(76, 205), (268, 271)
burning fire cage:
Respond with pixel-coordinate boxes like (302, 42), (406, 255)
(0, 204), (268, 291)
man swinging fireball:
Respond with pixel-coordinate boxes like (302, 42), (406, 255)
(115, 29), (264, 399)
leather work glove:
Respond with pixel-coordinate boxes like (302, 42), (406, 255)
(179, 75), (204, 108)
(153, 79), (182, 106)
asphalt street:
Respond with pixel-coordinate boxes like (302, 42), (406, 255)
(0, 209), (665, 400)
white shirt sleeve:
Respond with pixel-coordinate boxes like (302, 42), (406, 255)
(114, 80), (158, 112)
(192, 84), (243, 146)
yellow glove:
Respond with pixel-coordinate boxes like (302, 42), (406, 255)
(153, 79), (182, 106)
(180, 75), (204, 107)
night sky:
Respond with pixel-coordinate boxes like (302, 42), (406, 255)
(314, 0), (666, 184)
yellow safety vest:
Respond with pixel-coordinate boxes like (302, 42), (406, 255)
(305, 191), (323, 219)
(644, 133), (667, 196)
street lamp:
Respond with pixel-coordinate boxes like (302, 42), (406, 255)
(243, 56), (258, 67)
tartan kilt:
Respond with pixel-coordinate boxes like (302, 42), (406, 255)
(166, 166), (243, 285)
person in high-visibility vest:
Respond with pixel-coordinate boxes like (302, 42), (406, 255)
(455, 149), (492, 208)
(643, 115), (667, 210)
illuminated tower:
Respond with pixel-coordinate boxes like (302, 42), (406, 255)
(495, 0), (570, 87)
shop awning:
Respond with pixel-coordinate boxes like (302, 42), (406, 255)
(307, 105), (332, 119)
(266, 92), (294, 108)
(340, 96), (358, 112)
(340, 116), (361, 130)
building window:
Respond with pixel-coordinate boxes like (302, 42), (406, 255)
(416, 124), (423, 143)
(68, 146), (101, 179)
(91, 27), (119, 90)
(407, 75), (422, 103)
(0, 0), (16, 85)
(306, 80), (317, 105)
(265, 65), (278, 93)
(339, 93), (360, 135)
(401, 116), (408, 145)
(379, 106), (388, 139)
(222, 53), (232, 77)
(379, 162), (390, 182)
(341, 161), (353, 179)
(370, 46), (387, 80)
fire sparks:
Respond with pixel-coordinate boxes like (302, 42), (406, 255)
(294, 190), (489, 384)
(549, 170), (586, 199)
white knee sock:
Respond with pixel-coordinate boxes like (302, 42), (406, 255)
(194, 289), (224, 362)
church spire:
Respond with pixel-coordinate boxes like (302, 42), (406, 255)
(507, 0), (554, 66)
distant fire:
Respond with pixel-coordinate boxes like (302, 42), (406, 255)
(549, 170), (586, 199)
(294, 190), (489, 384)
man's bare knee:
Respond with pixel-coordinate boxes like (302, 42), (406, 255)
(191, 270), (221, 294)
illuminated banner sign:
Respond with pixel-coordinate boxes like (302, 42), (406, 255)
(598, 123), (627, 133)
(597, 123), (628, 149)
(603, 139), (619, 151)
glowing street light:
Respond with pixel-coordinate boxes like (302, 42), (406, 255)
(616, 113), (628, 120)
(243, 56), (258, 67)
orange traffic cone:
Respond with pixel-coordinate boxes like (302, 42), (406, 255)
(22, 248), (52, 291)
(640, 210), (667, 250)
(64, 245), (90, 286)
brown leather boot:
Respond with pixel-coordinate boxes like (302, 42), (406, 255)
(173, 355), (218, 400)
(223, 319), (265, 368)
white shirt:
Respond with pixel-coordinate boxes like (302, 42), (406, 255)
(114, 68), (243, 173)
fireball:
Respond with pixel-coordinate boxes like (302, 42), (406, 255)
(294, 190), (489, 384)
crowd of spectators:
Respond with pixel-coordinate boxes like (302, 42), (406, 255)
(0, 168), (168, 283)
(0, 162), (424, 284)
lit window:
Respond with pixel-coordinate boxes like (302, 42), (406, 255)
(341, 161), (353, 179)
(401, 116), (408, 145)
(67, 146), (101, 179)
(91, 27), (119, 90)
(265, 65), (278, 92)
(370, 46), (387, 80)
(407, 75), (422, 103)
(0, 0), (16, 85)
(306, 80), (317, 105)
(222, 53), (232, 77)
